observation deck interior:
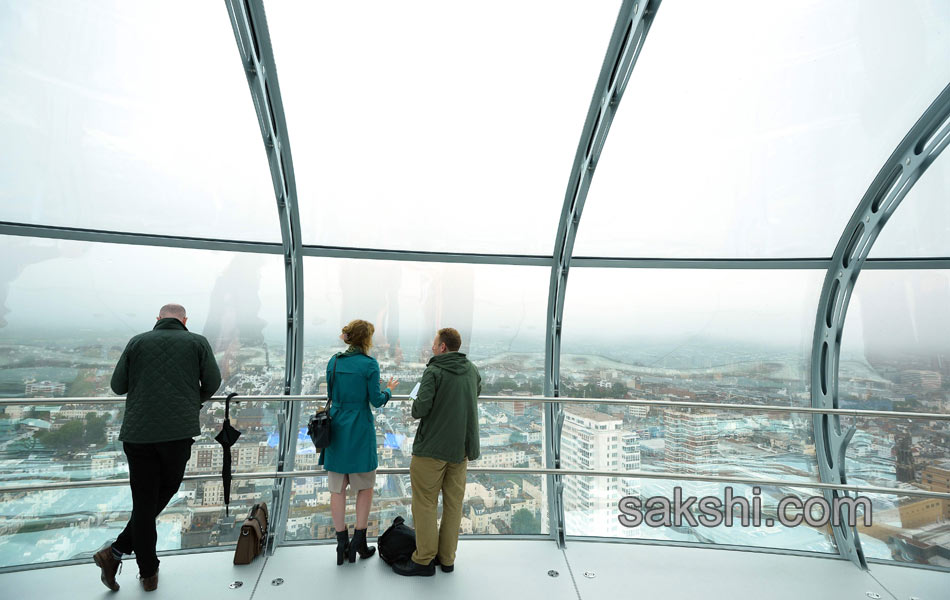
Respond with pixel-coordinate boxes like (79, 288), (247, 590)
(2, 0), (950, 597)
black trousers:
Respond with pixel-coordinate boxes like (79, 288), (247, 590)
(113, 438), (193, 576)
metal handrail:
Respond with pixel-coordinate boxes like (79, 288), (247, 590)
(2, 467), (947, 500)
(1, 394), (947, 421)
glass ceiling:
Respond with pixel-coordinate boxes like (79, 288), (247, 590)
(574, 0), (950, 259)
(1, 0), (946, 258)
(870, 147), (950, 258)
(266, 0), (619, 254)
(0, 0), (279, 241)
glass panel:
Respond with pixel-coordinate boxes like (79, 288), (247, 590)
(564, 477), (837, 552)
(840, 270), (950, 565)
(266, 0), (620, 254)
(869, 150), (950, 258)
(301, 258), (547, 368)
(574, 0), (950, 258)
(561, 269), (821, 403)
(840, 415), (950, 567)
(0, 235), (288, 566)
(841, 270), (950, 415)
(0, 236), (286, 491)
(857, 490), (950, 567)
(0, 478), (276, 568)
(560, 269), (828, 548)
(285, 258), (549, 539)
(284, 473), (546, 542)
(291, 396), (544, 470)
(287, 398), (547, 542)
(560, 402), (833, 552)
(0, 1), (280, 241)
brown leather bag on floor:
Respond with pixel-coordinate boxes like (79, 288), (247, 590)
(234, 502), (268, 565)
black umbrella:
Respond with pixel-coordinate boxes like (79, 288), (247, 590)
(215, 392), (241, 516)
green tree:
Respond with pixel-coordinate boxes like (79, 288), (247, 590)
(38, 420), (85, 451)
(83, 413), (107, 446)
(496, 376), (517, 389)
(510, 432), (526, 444)
(511, 508), (540, 534)
(67, 375), (99, 397)
(26, 409), (51, 421)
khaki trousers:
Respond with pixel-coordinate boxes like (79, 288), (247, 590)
(410, 455), (467, 566)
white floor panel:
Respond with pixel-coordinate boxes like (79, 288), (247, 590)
(563, 542), (892, 600)
(868, 561), (950, 600)
(2, 550), (265, 599)
(253, 540), (578, 600)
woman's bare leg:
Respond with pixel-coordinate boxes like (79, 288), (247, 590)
(355, 487), (374, 530)
(331, 475), (350, 531)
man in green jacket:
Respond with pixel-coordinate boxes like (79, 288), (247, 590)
(93, 304), (221, 592)
(393, 327), (481, 577)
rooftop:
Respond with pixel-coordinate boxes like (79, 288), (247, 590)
(564, 408), (621, 424)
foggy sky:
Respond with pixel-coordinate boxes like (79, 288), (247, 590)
(2, 236), (947, 363)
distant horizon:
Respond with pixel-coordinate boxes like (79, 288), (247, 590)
(2, 330), (948, 369)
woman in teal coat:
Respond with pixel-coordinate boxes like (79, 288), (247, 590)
(321, 319), (398, 565)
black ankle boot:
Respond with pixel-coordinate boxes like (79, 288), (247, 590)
(335, 530), (350, 566)
(348, 528), (376, 562)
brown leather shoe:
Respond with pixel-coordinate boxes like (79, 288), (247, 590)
(139, 568), (159, 592)
(92, 544), (121, 591)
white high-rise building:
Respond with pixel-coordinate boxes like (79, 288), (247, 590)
(620, 431), (641, 497)
(561, 408), (640, 537)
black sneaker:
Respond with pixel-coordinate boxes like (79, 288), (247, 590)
(433, 556), (454, 573)
(392, 558), (436, 577)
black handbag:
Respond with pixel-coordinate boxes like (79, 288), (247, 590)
(307, 353), (341, 450)
(377, 515), (417, 565)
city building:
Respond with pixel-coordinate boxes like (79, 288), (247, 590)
(664, 408), (718, 496)
(902, 370), (942, 391)
(561, 408), (639, 537)
(896, 435), (917, 484)
(24, 381), (65, 397)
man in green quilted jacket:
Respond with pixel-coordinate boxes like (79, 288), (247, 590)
(393, 327), (481, 577)
(93, 303), (221, 592)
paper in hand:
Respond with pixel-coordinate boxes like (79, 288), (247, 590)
(409, 382), (421, 400)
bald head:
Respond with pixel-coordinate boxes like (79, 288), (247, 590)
(158, 304), (187, 324)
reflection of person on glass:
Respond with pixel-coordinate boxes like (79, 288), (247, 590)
(340, 262), (402, 360)
(321, 319), (398, 565)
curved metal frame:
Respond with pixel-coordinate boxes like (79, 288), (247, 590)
(811, 82), (950, 569)
(543, 0), (663, 548)
(223, 0), (304, 553)
(7, 219), (950, 271)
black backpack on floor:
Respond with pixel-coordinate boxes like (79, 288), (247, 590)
(377, 516), (416, 565)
